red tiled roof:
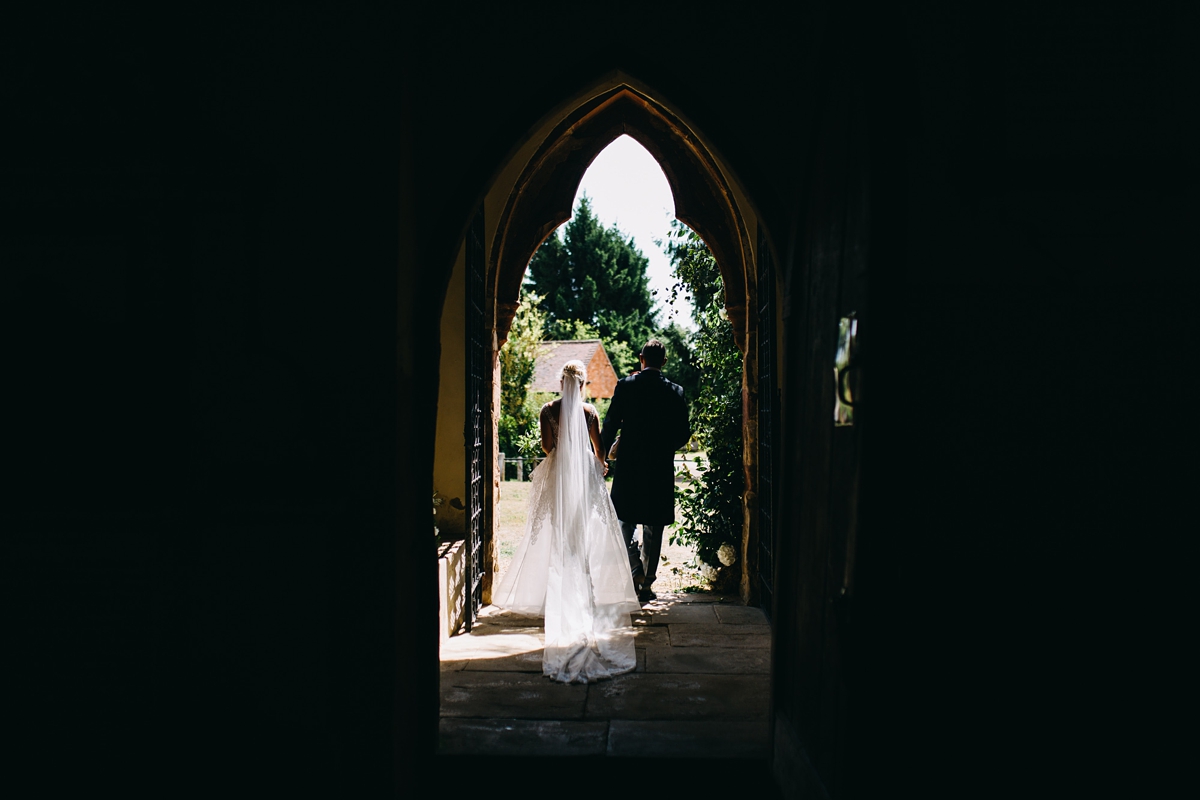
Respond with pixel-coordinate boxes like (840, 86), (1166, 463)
(531, 339), (613, 394)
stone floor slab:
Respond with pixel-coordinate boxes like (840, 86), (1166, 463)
(668, 623), (771, 648)
(460, 650), (544, 672)
(584, 673), (769, 720)
(643, 645), (770, 674)
(439, 718), (608, 756)
(644, 592), (739, 605)
(630, 625), (670, 647)
(441, 671), (587, 719)
(668, 622), (770, 636)
(440, 631), (543, 661)
(454, 622), (546, 637)
(607, 718), (770, 758)
(473, 609), (544, 627)
(638, 604), (719, 624)
(714, 605), (770, 625)
(466, 624), (547, 636)
(667, 632), (771, 649)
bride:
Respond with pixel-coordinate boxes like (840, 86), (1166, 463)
(493, 359), (640, 683)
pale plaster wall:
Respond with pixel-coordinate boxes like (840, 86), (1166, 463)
(432, 241), (467, 539)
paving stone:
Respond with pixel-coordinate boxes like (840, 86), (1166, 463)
(643, 645), (769, 674)
(630, 625), (670, 647)
(460, 650), (544, 672)
(646, 591), (739, 605)
(668, 623), (770, 648)
(714, 605), (770, 625)
(666, 632), (770, 648)
(439, 718), (608, 756)
(458, 623), (549, 633)
(639, 604), (719, 624)
(440, 630), (543, 662)
(607, 719), (770, 758)
(584, 673), (768, 720)
(474, 609), (543, 627)
(441, 671), (588, 719)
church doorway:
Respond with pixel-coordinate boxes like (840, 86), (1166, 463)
(432, 76), (784, 759)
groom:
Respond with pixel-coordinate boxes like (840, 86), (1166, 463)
(601, 339), (691, 602)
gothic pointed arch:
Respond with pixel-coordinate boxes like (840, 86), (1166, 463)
(489, 84), (754, 352)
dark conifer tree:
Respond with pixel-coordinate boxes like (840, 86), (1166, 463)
(525, 194), (658, 374)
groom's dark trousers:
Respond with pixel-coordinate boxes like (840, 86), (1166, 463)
(601, 367), (690, 592)
(620, 520), (663, 587)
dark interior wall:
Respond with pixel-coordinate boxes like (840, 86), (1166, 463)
(7, 7), (427, 795)
(4, 5), (828, 792)
(847, 4), (1197, 796)
(5, 3), (1193, 797)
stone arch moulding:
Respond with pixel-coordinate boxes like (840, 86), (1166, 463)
(490, 84), (754, 352)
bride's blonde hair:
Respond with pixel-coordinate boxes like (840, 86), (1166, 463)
(560, 359), (586, 388)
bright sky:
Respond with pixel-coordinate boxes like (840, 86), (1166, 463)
(554, 134), (693, 328)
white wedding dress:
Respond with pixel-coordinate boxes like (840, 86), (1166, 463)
(492, 377), (640, 683)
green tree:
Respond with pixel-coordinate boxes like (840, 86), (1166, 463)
(664, 222), (744, 581)
(498, 290), (547, 460)
(526, 194), (658, 375)
(656, 320), (701, 409)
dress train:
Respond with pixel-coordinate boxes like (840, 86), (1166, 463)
(493, 413), (639, 683)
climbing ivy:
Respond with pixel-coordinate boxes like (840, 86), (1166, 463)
(663, 222), (744, 580)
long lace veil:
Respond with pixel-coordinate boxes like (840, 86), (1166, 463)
(553, 368), (590, 558)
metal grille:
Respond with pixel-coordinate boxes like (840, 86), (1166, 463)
(464, 209), (486, 630)
(756, 223), (776, 620)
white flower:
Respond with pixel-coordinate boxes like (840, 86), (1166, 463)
(718, 543), (737, 567)
(699, 563), (718, 581)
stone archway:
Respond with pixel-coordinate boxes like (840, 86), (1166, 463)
(475, 78), (771, 605)
(489, 84), (754, 351)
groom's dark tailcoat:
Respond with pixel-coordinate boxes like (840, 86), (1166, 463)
(601, 369), (691, 525)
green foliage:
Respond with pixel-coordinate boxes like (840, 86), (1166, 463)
(665, 221), (744, 570)
(499, 291), (547, 458)
(515, 390), (558, 466)
(590, 396), (611, 421)
(663, 221), (725, 317)
(526, 194), (658, 376)
(545, 317), (600, 341)
(603, 338), (638, 378)
(656, 320), (701, 410)
(514, 428), (543, 461)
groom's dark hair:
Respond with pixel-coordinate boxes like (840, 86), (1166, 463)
(640, 339), (666, 368)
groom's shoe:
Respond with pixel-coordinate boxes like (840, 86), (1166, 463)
(637, 584), (656, 602)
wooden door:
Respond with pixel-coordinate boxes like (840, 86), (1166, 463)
(774, 88), (870, 799)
